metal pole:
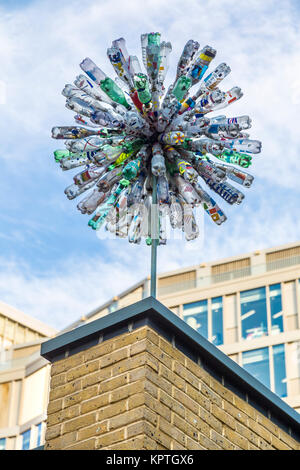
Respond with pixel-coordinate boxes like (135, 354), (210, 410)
(150, 174), (158, 298)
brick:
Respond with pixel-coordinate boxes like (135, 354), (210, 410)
(78, 421), (108, 441)
(185, 358), (211, 386)
(51, 353), (84, 376)
(210, 430), (235, 450)
(145, 328), (159, 346)
(65, 438), (96, 450)
(49, 379), (81, 402)
(200, 383), (222, 407)
(63, 385), (98, 409)
(109, 407), (144, 430)
(173, 388), (199, 415)
(172, 413), (199, 441)
(82, 369), (110, 389)
(234, 396), (257, 420)
(128, 392), (146, 410)
(198, 433), (222, 450)
(81, 393), (110, 414)
(258, 437), (274, 450)
(144, 377), (159, 398)
(210, 377), (235, 404)
(144, 423), (172, 449)
(224, 400), (248, 425)
(111, 353), (148, 375)
(45, 424), (61, 441)
(100, 347), (129, 368)
(223, 427), (248, 450)
(46, 431), (77, 450)
(211, 404), (235, 430)
(66, 360), (99, 382)
(96, 429), (125, 449)
(130, 338), (148, 356)
(100, 373), (128, 394)
(159, 364), (186, 391)
(144, 392), (172, 423)
(159, 337), (186, 365)
(146, 341), (173, 370)
(62, 412), (96, 434)
(173, 361), (200, 390)
(84, 341), (114, 362)
(112, 327), (149, 350)
(235, 422), (259, 446)
(97, 399), (127, 421)
(104, 436), (145, 450)
(186, 409), (210, 437)
(278, 429), (299, 450)
(47, 404), (80, 426)
(128, 366), (146, 383)
(171, 441), (186, 450)
(271, 434), (292, 450)
(160, 416), (186, 447)
(160, 389), (186, 418)
(247, 418), (272, 444)
(110, 380), (144, 403)
(47, 398), (63, 415)
(186, 383), (210, 411)
(186, 437), (205, 450)
(127, 420), (153, 439)
(256, 413), (279, 437)
(200, 407), (222, 434)
(145, 366), (172, 395)
(50, 373), (66, 389)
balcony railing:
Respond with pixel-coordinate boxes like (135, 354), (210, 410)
(157, 255), (300, 298)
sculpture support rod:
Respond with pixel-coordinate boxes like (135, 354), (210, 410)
(151, 175), (158, 298)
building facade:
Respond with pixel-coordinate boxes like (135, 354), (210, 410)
(0, 240), (300, 449)
(0, 301), (57, 450)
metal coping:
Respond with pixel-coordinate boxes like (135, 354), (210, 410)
(41, 296), (300, 442)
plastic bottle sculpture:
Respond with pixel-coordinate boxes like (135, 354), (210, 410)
(52, 33), (262, 244)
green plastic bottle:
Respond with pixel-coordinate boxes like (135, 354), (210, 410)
(133, 73), (152, 104)
(100, 77), (131, 109)
(172, 76), (192, 102)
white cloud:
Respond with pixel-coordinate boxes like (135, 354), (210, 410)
(0, 0), (300, 329)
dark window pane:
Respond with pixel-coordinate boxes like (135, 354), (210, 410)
(269, 284), (283, 334)
(242, 347), (270, 389)
(183, 300), (208, 338)
(212, 296), (223, 345)
(240, 287), (268, 340)
(273, 344), (287, 398)
(22, 429), (31, 450)
(37, 423), (42, 447)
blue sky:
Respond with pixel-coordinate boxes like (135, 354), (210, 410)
(0, 0), (300, 329)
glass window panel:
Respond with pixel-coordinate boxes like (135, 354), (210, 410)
(212, 296), (223, 346)
(183, 300), (208, 338)
(242, 347), (270, 389)
(36, 423), (42, 447)
(0, 438), (5, 450)
(269, 284), (283, 334)
(22, 429), (31, 450)
(273, 344), (287, 398)
(240, 287), (268, 340)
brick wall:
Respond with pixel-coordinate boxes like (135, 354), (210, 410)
(45, 326), (299, 450)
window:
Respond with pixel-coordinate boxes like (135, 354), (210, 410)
(36, 423), (42, 447)
(242, 347), (270, 389)
(183, 300), (208, 338)
(108, 301), (118, 314)
(269, 284), (283, 334)
(273, 344), (287, 398)
(240, 287), (268, 340)
(0, 438), (5, 450)
(22, 429), (31, 450)
(211, 297), (223, 345)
